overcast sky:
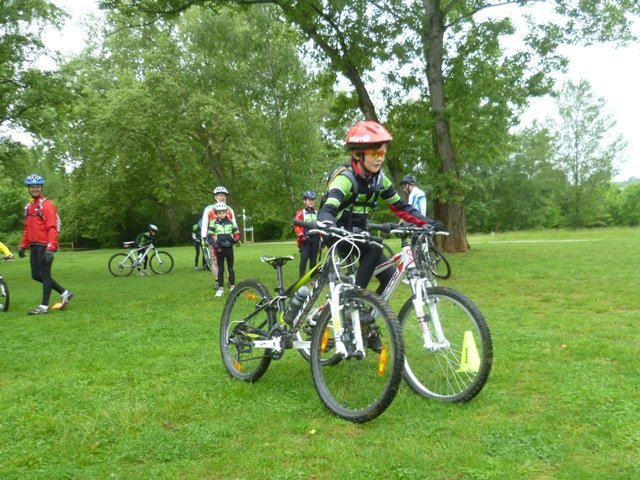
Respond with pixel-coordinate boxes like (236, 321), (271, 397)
(47, 0), (639, 181)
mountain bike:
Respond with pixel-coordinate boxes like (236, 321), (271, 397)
(369, 222), (492, 402)
(108, 242), (174, 277)
(0, 256), (10, 312)
(220, 221), (404, 423)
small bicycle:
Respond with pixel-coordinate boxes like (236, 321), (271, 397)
(1, 256), (11, 312)
(108, 242), (174, 277)
(369, 222), (493, 402)
(220, 221), (404, 423)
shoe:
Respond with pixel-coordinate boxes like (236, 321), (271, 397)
(143, 270), (150, 276)
(194, 266), (199, 271)
(137, 270), (145, 277)
(230, 285), (235, 291)
(61, 290), (74, 308)
(364, 326), (383, 353)
(28, 306), (48, 315)
(215, 288), (224, 297)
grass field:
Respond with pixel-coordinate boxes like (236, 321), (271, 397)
(1, 228), (639, 479)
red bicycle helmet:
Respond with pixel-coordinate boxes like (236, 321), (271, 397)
(345, 121), (393, 150)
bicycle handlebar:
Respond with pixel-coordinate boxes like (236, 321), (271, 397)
(292, 219), (385, 246)
(367, 222), (449, 237)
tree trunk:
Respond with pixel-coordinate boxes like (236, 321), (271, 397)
(421, 0), (469, 252)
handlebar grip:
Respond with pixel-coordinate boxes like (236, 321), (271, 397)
(367, 222), (395, 234)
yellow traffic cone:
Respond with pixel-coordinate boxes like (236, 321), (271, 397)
(457, 330), (481, 373)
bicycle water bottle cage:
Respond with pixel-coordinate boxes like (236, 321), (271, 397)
(260, 256), (295, 268)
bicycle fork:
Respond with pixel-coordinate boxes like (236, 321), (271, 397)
(412, 279), (450, 351)
(327, 281), (366, 358)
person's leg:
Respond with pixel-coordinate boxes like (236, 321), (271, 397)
(226, 248), (235, 287)
(216, 252), (225, 288)
(308, 239), (320, 270)
(355, 243), (392, 294)
(194, 242), (200, 268)
(299, 241), (310, 277)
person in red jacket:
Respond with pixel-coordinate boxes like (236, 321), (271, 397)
(293, 191), (320, 277)
(18, 174), (73, 315)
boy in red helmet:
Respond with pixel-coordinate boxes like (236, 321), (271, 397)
(318, 121), (442, 294)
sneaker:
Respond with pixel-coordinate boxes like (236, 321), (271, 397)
(229, 285), (235, 291)
(215, 288), (224, 297)
(28, 306), (48, 315)
(137, 270), (145, 277)
(143, 270), (151, 276)
(194, 266), (199, 271)
(364, 326), (383, 353)
(61, 290), (74, 308)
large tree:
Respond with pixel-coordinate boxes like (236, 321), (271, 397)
(56, 5), (332, 244)
(549, 79), (627, 227)
(99, 0), (639, 250)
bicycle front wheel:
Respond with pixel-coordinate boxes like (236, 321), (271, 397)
(220, 279), (274, 382)
(400, 285), (492, 402)
(150, 251), (174, 274)
(108, 253), (134, 277)
(310, 288), (404, 423)
(0, 278), (9, 312)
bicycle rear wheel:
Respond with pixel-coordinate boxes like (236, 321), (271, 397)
(0, 278), (9, 312)
(427, 242), (451, 280)
(149, 251), (174, 274)
(399, 285), (492, 402)
(108, 253), (134, 277)
(310, 288), (404, 423)
(220, 279), (274, 382)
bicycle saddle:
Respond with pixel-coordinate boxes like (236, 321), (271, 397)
(260, 256), (295, 268)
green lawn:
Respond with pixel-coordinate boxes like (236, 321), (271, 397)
(1, 228), (639, 479)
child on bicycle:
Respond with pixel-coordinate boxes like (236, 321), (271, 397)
(293, 191), (320, 277)
(206, 202), (240, 297)
(135, 224), (158, 276)
(317, 121), (442, 349)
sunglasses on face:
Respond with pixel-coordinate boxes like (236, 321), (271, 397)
(363, 149), (387, 158)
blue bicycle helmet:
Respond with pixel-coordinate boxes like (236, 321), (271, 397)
(400, 174), (417, 185)
(302, 191), (316, 200)
(25, 174), (45, 185)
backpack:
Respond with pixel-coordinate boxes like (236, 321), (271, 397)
(25, 197), (62, 232)
(319, 163), (384, 211)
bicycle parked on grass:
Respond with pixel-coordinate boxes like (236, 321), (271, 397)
(108, 242), (174, 277)
(1, 256), (11, 312)
(369, 222), (492, 402)
(219, 221), (404, 423)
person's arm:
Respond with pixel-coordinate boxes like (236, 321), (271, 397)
(317, 174), (352, 225)
(201, 206), (211, 239)
(227, 207), (238, 229)
(380, 177), (429, 226)
(43, 200), (59, 251)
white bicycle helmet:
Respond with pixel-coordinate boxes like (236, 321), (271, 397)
(213, 202), (228, 212)
(148, 224), (159, 232)
(213, 186), (228, 195)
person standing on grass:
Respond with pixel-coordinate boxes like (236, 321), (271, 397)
(399, 174), (427, 216)
(293, 191), (320, 277)
(192, 219), (207, 271)
(201, 185), (239, 283)
(18, 174), (73, 315)
(207, 202), (240, 297)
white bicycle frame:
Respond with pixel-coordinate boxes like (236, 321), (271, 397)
(374, 231), (450, 351)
